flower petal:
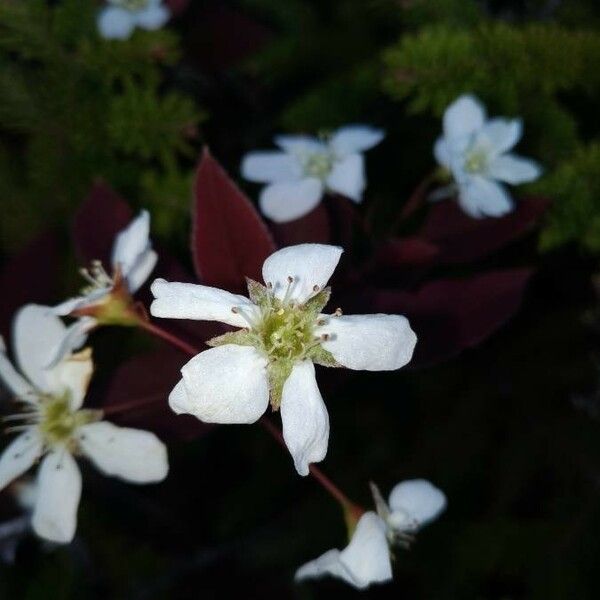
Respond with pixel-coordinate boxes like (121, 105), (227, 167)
(259, 178), (323, 223)
(433, 137), (451, 168)
(274, 135), (325, 155)
(443, 94), (486, 140)
(150, 279), (256, 328)
(32, 451), (81, 544)
(262, 244), (343, 304)
(388, 479), (447, 529)
(50, 348), (93, 411)
(111, 210), (153, 278)
(78, 421), (168, 483)
(46, 317), (96, 370)
(296, 512), (392, 589)
(458, 176), (513, 218)
(134, 2), (170, 30)
(280, 361), (329, 476)
(487, 154), (542, 185)
(176, 345), (269, 424)
(325, 154), (365, 202)
(0, 431), (43, 491)
(319, 314), (417, 371)
(0, 337), (34, 400)
(126, 248), (158, 294)
(478, 118), (522, 155)
(329, 125), (384, 157)
(241, 151), (302, 183)
(97, 6), (136, 40)
(14, 305), (68, 394)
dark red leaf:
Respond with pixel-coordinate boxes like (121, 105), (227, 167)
(0, 230), (60, 340)
(420, 197), (549, 264)
(72, 181), (133, 267)
(370, 269), (532, 366)
(165, 0), (190, 16)
(271, 203), (330, 247)
(103, 349), (210, 442)
(374, 237), (439, 269)
(192, 148), (276, 292)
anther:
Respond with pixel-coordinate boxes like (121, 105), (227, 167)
(317, 318), (326, 326)
(287, 276), (294, 284)
(334, 307), (343, 316)
(320, 333), (330, 341)
(231, 307), (239, 314)
(313, 284), (320, 292)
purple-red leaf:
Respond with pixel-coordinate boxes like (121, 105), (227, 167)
(420, 197), (549, 264)
(370, 269), (532, 366)
(103, 349), (209, 442)
(0, 230), (60, 340)
(72, 181), (133, 267)
(192, 148), (276, 292)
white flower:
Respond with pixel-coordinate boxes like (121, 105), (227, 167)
(97, 0), (170, 41)
(51, 210), (157, 366)
(241, 126), (384, 223)
(150, 243), (416, 475)
(0, 305), (168, 544)
(433, 94), (542, 218)
(295, 479), (446, 590)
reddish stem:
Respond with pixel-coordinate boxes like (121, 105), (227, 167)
(138, 316), (362, 512)
(397, 170), (438, 222)
(102, 392), (166, 417)
(137, 319), (201, 356)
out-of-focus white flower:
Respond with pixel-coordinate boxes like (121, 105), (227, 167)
(433, 94), (542, 218)
(51, 210), (157, 366)
(150, 244), (416, 476)
(0, 305), (168, 544)
(98, 0), (170, 40)
(241, 126), (384, 222)
(296, 479), (446, 589)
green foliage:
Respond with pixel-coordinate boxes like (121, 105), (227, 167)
(383, 21), (600, 252)
(536, 144), (600, 252)
(0, 0), (204, 252)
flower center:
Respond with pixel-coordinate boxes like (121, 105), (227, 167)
(79, 260), (114, 296)
(301, 151), (334, 180)
(109, 0), (150, 11)
(463, 148), (488, 174)
(37, 394), (98, 448)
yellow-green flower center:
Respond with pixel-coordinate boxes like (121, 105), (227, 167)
(38, 394), (98, 448)
(464, 149), (488, 174)
(302, 152), (334, 180)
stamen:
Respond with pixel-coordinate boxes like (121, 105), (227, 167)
(232, 306), (259, 329)
(334, 308), (343, 317)
(313, 284), (320, 292)
(282, 276), (295, 305)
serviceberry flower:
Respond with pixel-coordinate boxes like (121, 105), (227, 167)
(433, 94), (542, 218)
(0, 305), (168, 544)
(51, 210), (157, 366)
(296, 479), (446, 589)
(150, 244), (416, 476)
(97, 0), (170, 41)
(241, 126), (384, 223)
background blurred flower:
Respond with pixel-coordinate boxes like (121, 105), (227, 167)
(97, 0), (170, 40)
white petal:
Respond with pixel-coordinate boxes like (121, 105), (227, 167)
(150, 279), (256, 328)
(241, 151), (303, 183)
(111, 210), (153, 278)
(32, 452), (81, 544)
(280, 361), (329, 476)
(176, 345), (269, 424)
(296, 512), (392, 589)
(319, 314), (417, 371)
(458, 176), (513, 218)
(478, 118), (522, 155)
(0, 337), (34, 399)
(168, 378), (193, 415)
(388, 479), (447, 529)
(274, 135), (325, 155)
(45, 317), (96, 369)
(97, 6), (136, 40)
(433, 137), (451, 168)
(325, 154), (365, 202)
(259, 178), (323, 223)
(78, 421), (168, 483)
(0, 431), (42, 491)
(134, 2), (170, 30)
(487, 154), (542, 185)
(329, 125), (384, 157)
(443, 94), (486, 140)
(49, 348), (93, 411)
(14, 305), (68, 394)
(262, 244), (343, 304)
(126, 248), (158, 294)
